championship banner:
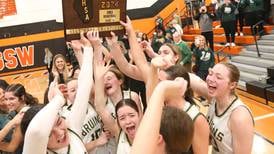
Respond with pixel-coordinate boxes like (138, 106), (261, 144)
(62, 0), (127, 41)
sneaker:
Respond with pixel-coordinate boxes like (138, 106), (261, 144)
(225, 43), (230, 47)
(231, 43), (236, 47)
(239, 32), (244, 36)
(235, 32), (238, 36)
(215, 25), (221, 28)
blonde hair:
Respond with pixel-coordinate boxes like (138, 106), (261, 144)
(52, 54), (69, 82)
(197, 35), (208, 49)
(164, 43), (182, 64)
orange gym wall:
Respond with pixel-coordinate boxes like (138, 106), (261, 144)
(131, 0), (212, 34)
(131, 0), (186, 34)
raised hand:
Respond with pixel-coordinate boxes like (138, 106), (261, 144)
(95, 131), (108, 146)
(48, 80), (65, 101)
(10, 111), (25, 127)
(142, 41), (158, 59)
(105, 31), (118, 48)
(151, 56), (168, 70)
(94, 58), (112, 81)
(79, 31), (92, 47)
(70, 40), (82, 52)
(158, 77), (188, 103)
(120, 16), (134, 33)
(87, 29), (101, 48)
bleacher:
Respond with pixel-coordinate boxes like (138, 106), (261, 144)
(182, 20), (274, 108)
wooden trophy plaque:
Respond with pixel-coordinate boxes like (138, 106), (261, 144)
(62, 0), (126, 41)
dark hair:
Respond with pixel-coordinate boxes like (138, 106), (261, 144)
(20, 104), (45, 135)
(70, 65), (80, 78)
(160, 106), (194, 153)
(5, 84), (39, 106)
(43, 87), (50, 104)
(164, 65), (196, 105)
(115, 98), (139, 119)
(0, 79), (9, 90)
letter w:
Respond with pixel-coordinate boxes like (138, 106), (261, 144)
(16, 45), (34, 67)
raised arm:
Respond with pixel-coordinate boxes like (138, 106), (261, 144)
(0, 112), (23, 152)
(0, 112), (23, 141)
(91, 30), (120, 139)
(69, 40), (84, 67)
(141, 40), (159, 59)
(106, 32), (143, 81)
(0, 125), (23, 152)
(23, 85), (66, 154)
(131, 78), (188, 154)
(120, 16), (151, 83)
(68, 33), (94, 135)
(145, 56), (170, 102)
(188, 73), (211, 100)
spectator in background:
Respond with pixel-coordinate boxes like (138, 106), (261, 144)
(271, 0), (274, 24)
(171, 19), (183, 35)
(194, 4), (215, 51)
(48, 54), (70, 85)
(212, 0), (225, 20)
(141, 33), (149, 42)
(190, 35), (202, 73)
(233, 0), (245, 36)
(44, 48), (53, 73)
(240, 0), (264, 36)
(193, 35), (215, 81)
(172, 31), (192, 72)
(165, 22), (176, 43)
(254, 0), (265, 36)
(218, 0), (237, 47)
(173, 12), (182, 27)
(155, 16), (165, 33)
(151, 29), (166, 53)
(66, 42), (79, 69)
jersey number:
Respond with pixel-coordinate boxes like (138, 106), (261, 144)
(212, 137), (220, 152)
(91, 128), (101, 141)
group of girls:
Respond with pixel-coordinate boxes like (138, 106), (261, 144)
(0, 15), (254, 154)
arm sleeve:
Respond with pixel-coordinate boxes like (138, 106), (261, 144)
(23, 94), (65, 154)
(181, 45), (192, 65)
(68, 46), (93, 135)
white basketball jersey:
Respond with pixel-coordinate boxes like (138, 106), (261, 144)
(207, 97), (252, 154)
(106, 90), (132, 120)
(81, 104), (102, 144)
(183, 101), (201, 121)
(47, 129), (87, 154)
(116, 131), (131, 154)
